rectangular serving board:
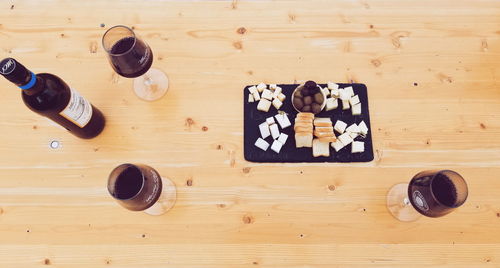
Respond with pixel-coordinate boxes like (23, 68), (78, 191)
(244, 83), (374, 163)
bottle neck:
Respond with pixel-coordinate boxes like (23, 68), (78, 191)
(22, 74), (45, 96)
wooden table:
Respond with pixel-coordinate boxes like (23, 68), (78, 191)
(0, 0), (499, 267)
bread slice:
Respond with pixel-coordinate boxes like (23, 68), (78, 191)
(297, 112), (314, 119)
(294, 122), (313, 128)
(295, 133), (313, 148)
(314, 117), (332, 124)
(318, 137), (337, 143)
(312, 139), (330, 157)
(314, 126), (334, 133)
(295, 126), (314, 133)
(314, 131), (335, 138)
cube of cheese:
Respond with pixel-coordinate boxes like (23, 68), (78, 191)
(339, 89), (351, 101)
(345, 123), (360, 134)
(277, 133), (288, 144)
(338, 132), (353, 145)
(321, 87), (330, 98)
(266, 117), (275, 125)
(349, 95), (360, 106)
(349, 132), (359, 139)
(248, 86), (257, 94)
(252, 91), (261, 101)
(358, 121), (369, 135)
(273, 87), (282, 98)
(352, 103), (362, 115)
(325, 97), (338, 111)
(331, 88), (340, 98)
(254, 138), (269, 151)
(334, 120), (347, 134)
(259, 122), (270, 139)
(248, 93), (255, 103)
(327, 82), (339, 90)
(257, 99), (271, 112)
(272, 98), (283, 110)
(344, 86), (354, 97)
(270, 123), (280, 139)
(261, 89), (273, 100)
(275, 113), (291, 129)
(342, 99), (350, 110)
(331, 139), (345, 152)
(256, 83), (266, 92)
(269, 84), (277, 90)
(351, 141), (364, 153)
(277, 93), (286, 102)
(271, 140), (283, 153)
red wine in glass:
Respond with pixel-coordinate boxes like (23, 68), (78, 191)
(107, 163), (176, 215)
(408, 170), (468, 217)
(387, 170), (468, 221)
(102, 25), (168, 101)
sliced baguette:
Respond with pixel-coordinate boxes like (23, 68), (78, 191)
(312, 139), (330, 157)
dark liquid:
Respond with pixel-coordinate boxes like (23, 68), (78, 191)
(109, 37), (153, 78)
(432, 174), (458, 207)
(22, 73), (105, 139)
(408, 171), (460, 217)
(108, 164), (163, 211)
(114, 167), (143, 199)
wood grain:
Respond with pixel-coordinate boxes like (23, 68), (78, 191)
(0, 0), (499, 267)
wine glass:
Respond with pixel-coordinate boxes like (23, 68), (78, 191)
(386, 170), (468, 221)
(102, 25), (169, 101)
(107, 163), (176, 216)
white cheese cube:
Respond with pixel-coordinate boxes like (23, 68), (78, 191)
(271, 140), (283, 153)
(342, 99), (350, 110)
(325, 98), (338, 111)
(248, 94), (255, 103)
(259, 122), (270, 139)
(349, 132), (359, 139)
(269, 84), (277, 90)
(272, 98), (283, 110)
(261, 89), (273, 100)
(344, 86), (354, 97)
(266, 117), (275, 125)
(339, 89), (351, 101)
(338, 133), (353, 145)
(349, 95), (360, 106)
(351, 141), (364, 153)
(255, 138), (269, 151)
(248, 86), (257, 94)
(257, 99), (271, 112)
(275, 113), (291, 129)
(252, 91), (261, 101)
(273, 87), (282, 98)
(277, 133), (288, 144)
(334, 120), (347, 134)
(358, 121), (369, 135)
(277, 93), (286, 102)
(352, 103), (362, 115)
(345, 123), (360, 134)
(330, 88), (340, 98)
(269, 123), (280, 139)
(321, 87), (330, 98)
(256, 83), (266, 92)
(327, 82), (339, 90)
(331, 139), (345, 152)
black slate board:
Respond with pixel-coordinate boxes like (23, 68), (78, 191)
(244, 83), (374, 163)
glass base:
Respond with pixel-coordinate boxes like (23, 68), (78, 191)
(144, 177), (176, 216)
(386, 183), (422, 222)
(133, 68), (169, 101)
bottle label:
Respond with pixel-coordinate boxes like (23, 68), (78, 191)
(412, 190), (429, 211)
(59, 88), (92, 128)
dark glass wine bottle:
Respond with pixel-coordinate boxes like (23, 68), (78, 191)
(1, 58), (105, 139)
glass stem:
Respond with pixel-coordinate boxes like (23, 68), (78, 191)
(144, 76), (153, 86)
(403, 197), (410, 206)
